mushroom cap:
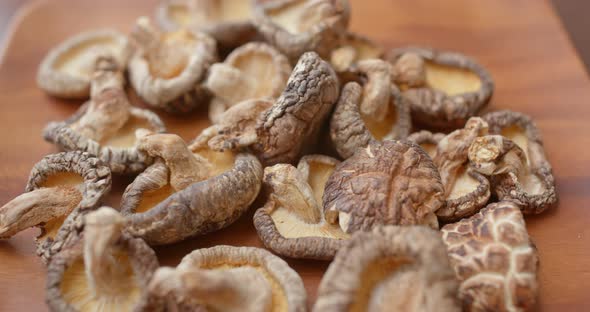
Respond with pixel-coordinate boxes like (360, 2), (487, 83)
(128, 28), (217, 113)
(252, 51), (340, 165)
(482, 110), (557, 214)
(154, 0), (259, 50)
(163, 245), (307, 311)
(43, 102), (166, 175)
(442, 201), (539, 311)
(313, 226), (460, 312)
(37, 29), (128, 99)
(387, 46), (494, 130)
(330, 81), (412, 159)
(407, 130), (445, 158)
(254, 0), (350, 62)
(254, 155), (349, 260)
(121, 151), (262, 245)
(323, 140), (444, 232)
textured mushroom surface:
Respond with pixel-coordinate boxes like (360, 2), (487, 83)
(330, 59), (411, 159)
(129, 17), (217, 113)
(481, 110), (557, 214)
(121, 132), (262, 245)
(442, 201), (538, 311)
(433, 117), (491, 222)
(254, 0), (350, 62)
(0, 151), (111, 263)
(313, 226), (460, 312)
(387, 47), (494, 130)
(37, 29), (128, 99)
(323, 140), (444, 232)
(43, 57), (166, 174)
(46, 207), (160, 312)
(330, 32), (383, 75)
(148, 245), (307, 312)
(204, 42), (291, 123)
(155, 0), (258, 49)
(254, 155), (349, 260)
(407, 130), (445, 159)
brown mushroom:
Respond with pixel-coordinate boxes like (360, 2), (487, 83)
(407, 130), (445, 159)
(148, 245), (307, 311)
(204, 42), (291, 123)
(0, 151), (111, 263)
(433, 117), (491, 222)
(155, 0), (258, 50)
(120, 131), (262, 245)
(254, 155), (349, 260)
(323, 140), (444, 232)
(330, 32), (383, 76)
(386, 47), (494, 130)
(37, 29), (128, 99)
(46, 207), (161, 311)
(313, 226), (460, 312)
(128, 17), (217, 113)
(44, 57), (166, 175)
(481, 110), (557, 214)
(254, 0), (350, 62)
(442, 201), (539, 311)
(330, 59), (412, 159)
(204, 51), (339, 166)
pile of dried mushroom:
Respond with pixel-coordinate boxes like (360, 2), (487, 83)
(1, 0), (557, 311)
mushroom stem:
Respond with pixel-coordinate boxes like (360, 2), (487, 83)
(0, 186), (81, 239)
(330, 45), (356, 72)
(357, 59), (392, 122)
(150, 266), (272, 312)
(83, 207), (126, 298)
(468, 135), (527, 176)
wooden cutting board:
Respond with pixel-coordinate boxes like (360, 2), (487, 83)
(1, 0), (589, 310)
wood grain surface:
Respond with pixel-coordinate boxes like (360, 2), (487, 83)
(1, 0), (589, 311)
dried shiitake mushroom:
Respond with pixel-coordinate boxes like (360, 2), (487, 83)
(204, 42), (291, 123)
(121, 132), (262, 245)
(323, 140), (445, 232)
(254, 155), (349, 260)
(37, 29), (128, 99)
(46, 207), (161, 311)
(330, 59), (411, 158)
(44, 57), (166, 174)
(433, 117), (491, 222)
(442, 201), (539, 311)
(330, 32), (383, 75)
(254, 0), (350, 62)
(313, 226), (460, 312)
(205, 52), (339, 166)
(128, 17), (217, 113)
(407, 130), (445, 159)
(0, 151), (111, 263)
(148, 245), (307, 311)
(387, 47), (494, 130)
(155, 0), (258, 50)
(480, 110), (557, 214)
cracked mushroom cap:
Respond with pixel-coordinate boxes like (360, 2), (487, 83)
(254, 0), (350, 62)
(323, 140), (445, 233)
(330, 32), (383, 76)
(386, 47), (494, 130)
(128, 17), (217, 113)
(313, 226), (460, 312)
(481, 110), (557, 214)
(155, 0), (259, 50)
(46, 207), (161, 312)
(204, 42), (291, 123)
(442, 201), (539, 311)
(0, 151), (111, 263)
(120, 132), (263, 245)
(37, 29), (128, 99)
(148, 245), (307, 312)
(43, 57), (166, 174)
(330, 59), (412, 159)
(433, 117), (491, 222)
(407, 130), (445, 159)
(254, 155), (349, 260)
